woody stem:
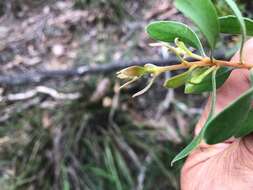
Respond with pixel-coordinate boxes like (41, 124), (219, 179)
(155, 58), (253, 74)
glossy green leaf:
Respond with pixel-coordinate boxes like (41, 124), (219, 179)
(204, 87), (253, 144)
(209, 68), (218, 119)
(236, 70), (253, 137)
(146, 21), (205, 55)
(188, 67), (208, 82)
(171, 69), (218, 165)
(190, 67), (216, 84)
(250, 68), (253, 84)
(224, 0), (246, 61)
(185, 67), (232, 94)
(235, 109), (253, 137)
(164, 70), (189, 88)
(175, 0), (219, 50)
(219, 15), (253, 36)
(171, 130), (203, 166)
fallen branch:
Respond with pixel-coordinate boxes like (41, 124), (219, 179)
(0, 52), (227, 86)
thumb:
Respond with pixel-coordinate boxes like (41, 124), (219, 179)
(195, 38), (253, 135)
(181, 39), (253, 190)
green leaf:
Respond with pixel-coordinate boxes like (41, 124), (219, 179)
(104, 144), (123, 190)
(114, 149), (134, 187)
(209, 68), (218, 119)
(174, 0), (219, 50)
(250, 68), (253, 84)
(190, 67), (216, 84)
(235, 109), (253, 137)
(88, 167), (115, 181)
(146, 21), (205, 55)
(171, 69), (218, 165)
(219, 15), (253, 36)
(164, 70), (190, 88)
(62, 166), (70, 190)
(224, 0), (246, 62)
(171, 130), (203, 166)
(204, 87), (253, 144)
(188, 67), (208, 82)
(185, 67), (232, 94)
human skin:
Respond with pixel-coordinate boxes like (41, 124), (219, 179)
(181, 38), (253, 190)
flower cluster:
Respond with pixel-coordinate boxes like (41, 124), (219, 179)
(116, 39), (201, 97)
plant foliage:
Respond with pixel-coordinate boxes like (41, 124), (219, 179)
(117, 0), (253, 165)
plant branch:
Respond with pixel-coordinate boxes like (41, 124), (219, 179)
(155, 58), (253, 74)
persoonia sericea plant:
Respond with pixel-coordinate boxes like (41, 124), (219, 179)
(117, 0), (253, 165)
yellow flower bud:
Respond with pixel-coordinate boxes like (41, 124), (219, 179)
(116, 66), (146, 79)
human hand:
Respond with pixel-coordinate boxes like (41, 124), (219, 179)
(181, 38), (253, 190)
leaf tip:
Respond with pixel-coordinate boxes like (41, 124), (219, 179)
(170, 159), (176, 167)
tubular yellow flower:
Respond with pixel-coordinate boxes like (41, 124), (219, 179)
(117, 66), (148, 89)
(119, 76), (139, 89)
(116, 66), (146, 79)
(132, 76), (157, 97)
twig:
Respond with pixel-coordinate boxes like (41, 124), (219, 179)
(1, 86), (80, 102)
